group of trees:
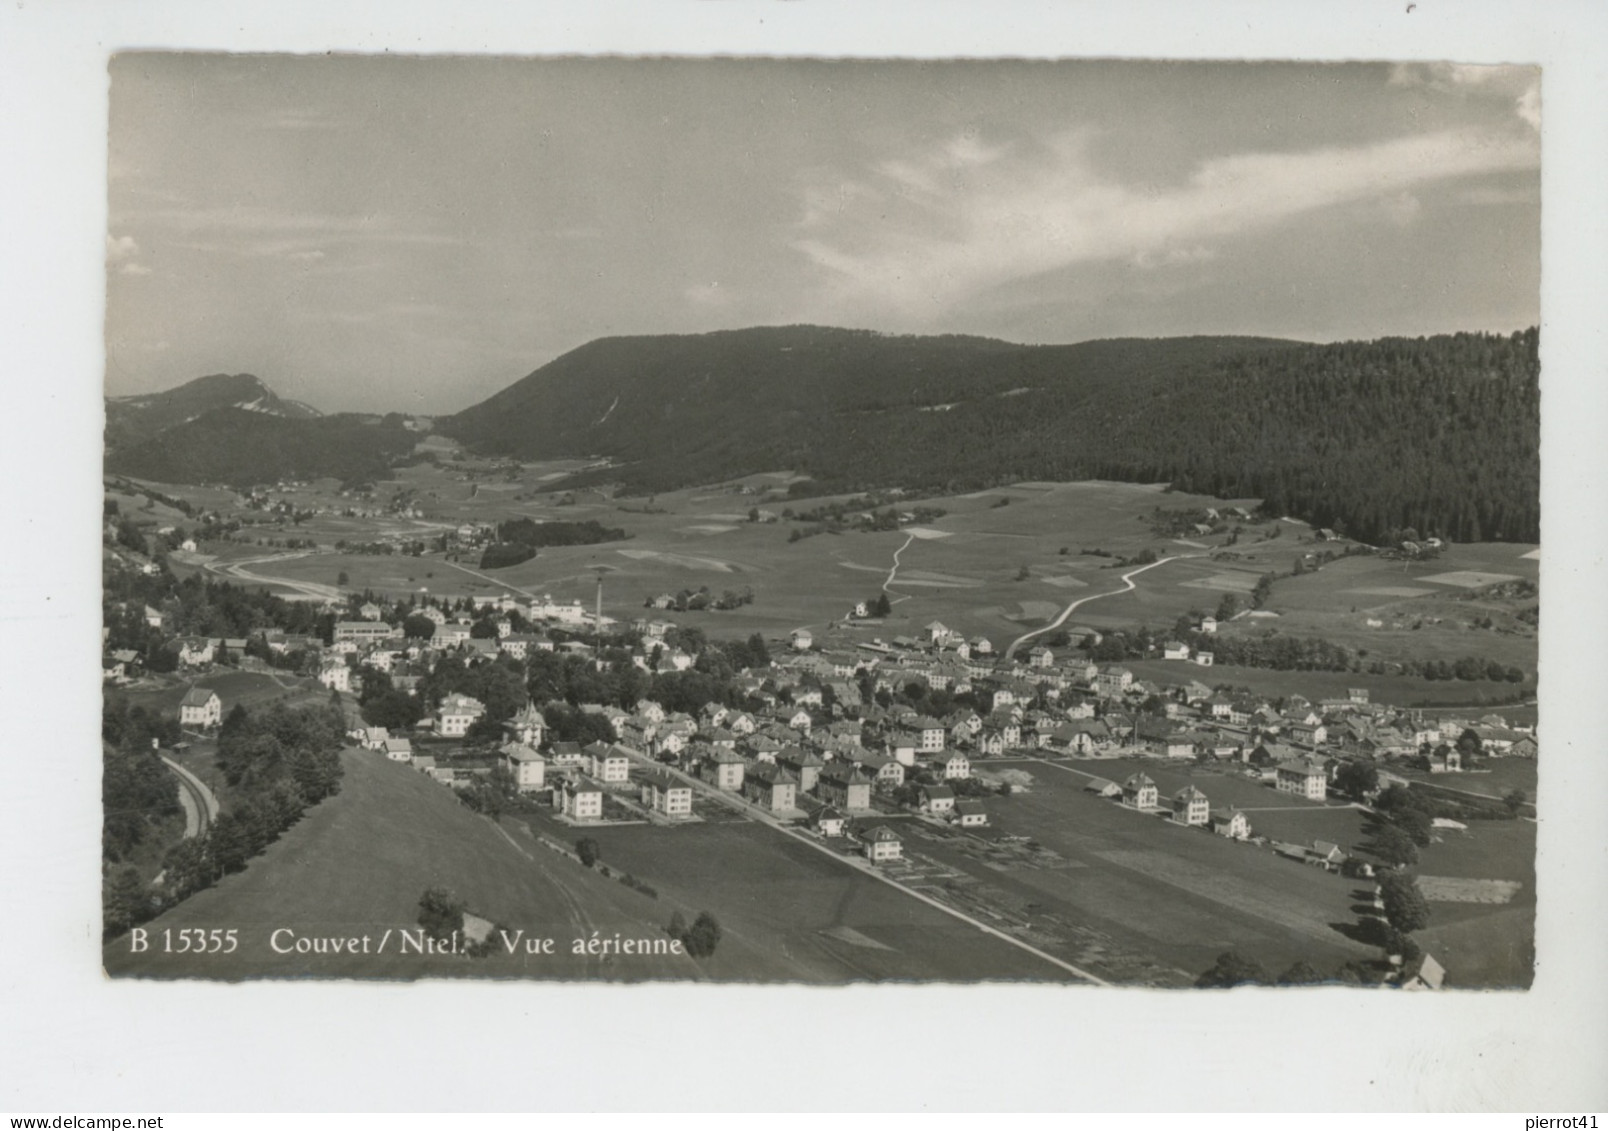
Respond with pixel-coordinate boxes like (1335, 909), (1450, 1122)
(1195, 951), (1381, 988)
(1369, 784), (1437, 867)
(102, 698), (348, 939)
(646, 586), (756, 613)
(101, 700), (183, 863)
(666, 910), (723, 958)
(1414, 657), (1527, 684)
(158, 702), (347, 906)
(855, 593), (894, 619)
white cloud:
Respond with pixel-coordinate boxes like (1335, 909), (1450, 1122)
(1389, 63), (1540, 132)
(1517, 82), (1541, 131)
(106, 234), (139, 263)
(108, 234), (154, 276)
(793, 127), (1538, 321)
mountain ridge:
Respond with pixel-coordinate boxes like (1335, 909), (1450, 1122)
(103, 324), (1541, 543)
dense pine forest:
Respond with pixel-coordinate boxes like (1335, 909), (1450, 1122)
(443, 325), (1539, 544)
(1087, 329), (1540, 544)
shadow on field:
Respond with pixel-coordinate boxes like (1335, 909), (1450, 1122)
(1329, 915), (1389, 946)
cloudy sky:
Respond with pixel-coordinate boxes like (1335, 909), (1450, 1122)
(106, 55), (1540, 413)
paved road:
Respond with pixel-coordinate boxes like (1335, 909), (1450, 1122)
(203, 551), (343, 602)
(1003, 554), (1200, 659)
(614, 746), (1109, 985)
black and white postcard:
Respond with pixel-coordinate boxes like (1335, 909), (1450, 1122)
(6, 0), (1607, 1114)
(99, 53), (1542, 990)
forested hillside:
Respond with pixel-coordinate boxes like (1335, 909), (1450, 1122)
(442, 325), (1539, 544)
(1089, 329), (1540, 543)
(441, 326), (1294, 487)
(105, 408), (419, 488)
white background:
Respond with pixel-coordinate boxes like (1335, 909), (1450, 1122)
(1, 0), (1604, 1113)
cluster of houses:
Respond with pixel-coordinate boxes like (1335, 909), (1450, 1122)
(765, 621), (1535, 784)
(150, 589), (1537, 865)
(1084, 772), (1251, 840)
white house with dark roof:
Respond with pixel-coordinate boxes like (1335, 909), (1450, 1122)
(178, 687), (222, 729)
(812, 806), (848, 838)
(1121, 773), (1158, 809)
(953, 798), (988, 828)
(1210, 808), (1250, 839)
(1172, 785), (1210, 826)
(1275, 757), (1329, 801)
(501, 742), (547, 792)
(437, 692), (486, 738)
(318, 660), (351, 692)
(558, 778), (604, 821)
(702, 747), (747, 792)
(860, 824), (904, 864)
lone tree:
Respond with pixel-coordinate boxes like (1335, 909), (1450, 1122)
(1334, 760), (1379, 801)
(417, 887), (465, 942)
(575, 837), (600, 868)
(682, 911), (723, 958)
(402, 613), (438, 640)
(1503, 789), (1528, 816)
(1195, 950), (1268, 989)
(1378, 871), (1432, 935)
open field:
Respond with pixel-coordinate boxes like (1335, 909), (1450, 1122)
(1010, 755), (1371, 851)
(907, 762), (1378, 981)
(516, 808), (1079, 982)
(1392, 758), (1538, 805)
(105, 749), (701, 980)
(1123, 660), (1532, 710)
(117, 670), (323, 719)
(148, 470), (1537, 694)
(1408, 818), (1536, 987)
(980, 755), (1533, 986)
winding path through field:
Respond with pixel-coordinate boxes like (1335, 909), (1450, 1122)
(1003, 555), (1199, 660)
(881, 532), (917, 605)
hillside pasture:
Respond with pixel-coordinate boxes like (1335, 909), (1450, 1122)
(515, 809), (1079, 982)
(105, 749), (701, 980)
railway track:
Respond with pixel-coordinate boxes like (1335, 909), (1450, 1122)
(162, 754), (220, 839)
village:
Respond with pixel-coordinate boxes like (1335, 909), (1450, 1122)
(107, 551), (1539, 990)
